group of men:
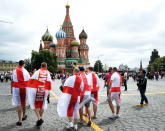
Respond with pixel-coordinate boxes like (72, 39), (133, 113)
(11, 60), (129, 130)
(57, 66), (123, 130)
(12, 60), (52, 126)
(57, 66), (100, 130)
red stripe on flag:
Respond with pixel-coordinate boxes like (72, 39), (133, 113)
(64, 75), (82, 117)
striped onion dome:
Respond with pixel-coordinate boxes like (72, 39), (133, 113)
(42, 28), (53, 41)
(55, 29), (66, 39)
(70, 40), (79, 46)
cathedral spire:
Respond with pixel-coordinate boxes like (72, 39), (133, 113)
(63, 3), (72, 27)
(62, 3), (75, 39)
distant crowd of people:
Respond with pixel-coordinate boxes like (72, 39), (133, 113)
(0, 73), (12, 82)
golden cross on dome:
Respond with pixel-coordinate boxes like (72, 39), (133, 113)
(66, 1), (70, 7)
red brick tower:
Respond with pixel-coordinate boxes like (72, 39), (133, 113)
(55, 28), (67, 71)
(62, 4), (75, 41)
(62, 3), (75, 58)
(79, 29), (89, 64)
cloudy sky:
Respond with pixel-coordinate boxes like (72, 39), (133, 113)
(0, 0), (165, 68)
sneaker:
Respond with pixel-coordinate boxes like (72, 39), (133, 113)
(109, 114), (116, 119)
(143, 103), (148, 106)
(66, 122), (74, 129)
(136, 104), (143, 107)
(22, 115), (27, 121)
(36, 119), (44, 127)
(74, 124), (78, 130)
(16, 121), (22, 126)
(115, 114), (120, 118)
(87, 121), (92, 126)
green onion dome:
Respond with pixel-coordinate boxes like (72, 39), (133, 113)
(70, 40), (79, 46)
(42, 28), (53, 41)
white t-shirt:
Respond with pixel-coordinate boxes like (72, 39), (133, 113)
(111, 72), (121, 87)
(124, 72), (127, 80)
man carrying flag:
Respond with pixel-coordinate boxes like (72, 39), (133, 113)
(57, 68), (83, 130)
(79, 67), (92, 126)
(108, 67), (122, 119)
(27, 62), (52, 127)
(11, 60), (30, 126)
(87, 67), (100, 119)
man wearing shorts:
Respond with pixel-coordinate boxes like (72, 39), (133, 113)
(87, 67), (99, 119)
(79, 67), (92, 126)
(108, 67), (122, 118)
(11, 60), (30, 126)
(104, 67), (112, 97)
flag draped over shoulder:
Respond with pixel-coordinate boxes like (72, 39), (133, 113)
(27, 68), (52, 109)
(89, 72), (100, 92)
(57, 75), (83, 118)
(12, 66), (30, 106)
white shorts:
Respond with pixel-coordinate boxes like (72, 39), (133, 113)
(26, 88), (49, 110)
(108, 92), (121, 106)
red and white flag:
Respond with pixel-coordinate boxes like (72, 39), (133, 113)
(27, 68), (52, 109)
(88, 72), (100, 92)
(12, 66), (30, 106)
(57, 74), (83, 118)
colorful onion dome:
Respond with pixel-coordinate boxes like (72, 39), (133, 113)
(70, 40), (79, 46)
(79, 29), (88, 40)
(56, 29), (66, 39)
(42, 28), (53, 41)
(49, 42), (56, 48)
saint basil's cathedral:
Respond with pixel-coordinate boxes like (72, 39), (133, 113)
(40, 4), (90, 72)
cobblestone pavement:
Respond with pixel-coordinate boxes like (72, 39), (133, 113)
(0, 78), (165, 131)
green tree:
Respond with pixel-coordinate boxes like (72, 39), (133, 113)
(24, 58), (32, 72)
(147, 56), (165, 72)
(30, 50), (57, 73)
(94, 60), (103, 72)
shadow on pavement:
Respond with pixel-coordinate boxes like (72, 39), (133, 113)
(0, 107), (16, 113)
(131, 105), (144, 111)
(0, 123), (16, 131)
(18, 126), (42, 131)
(96, 117), (117, 126)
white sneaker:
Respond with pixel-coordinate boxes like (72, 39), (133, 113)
(115, 114), (120, 118)
(74, 124), (78, 130)
(109, 114), (116, 119)
(66, 122), (73, 129)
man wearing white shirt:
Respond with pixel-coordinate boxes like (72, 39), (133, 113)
(108, 67), (122, 118)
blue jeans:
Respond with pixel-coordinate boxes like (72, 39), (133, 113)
(139, 88), (148, 104)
